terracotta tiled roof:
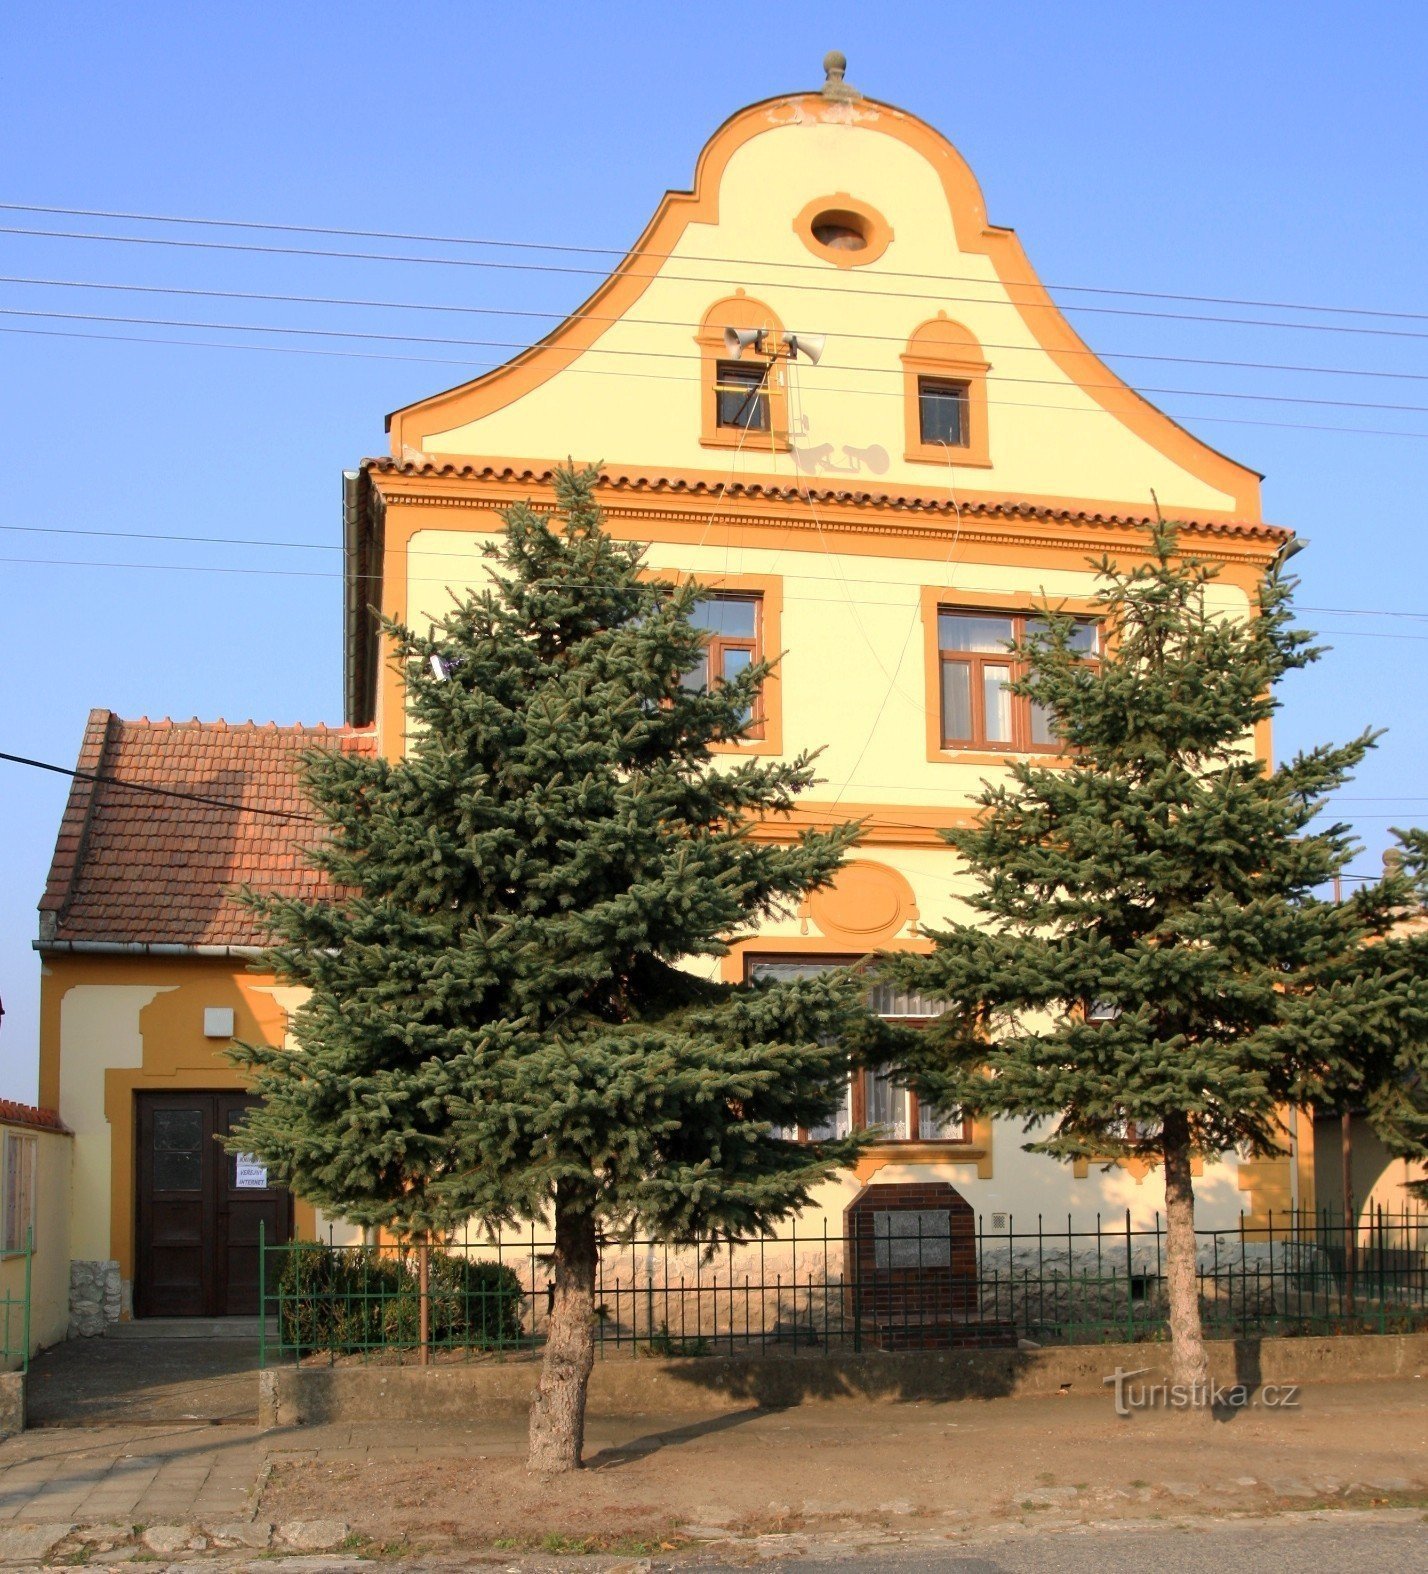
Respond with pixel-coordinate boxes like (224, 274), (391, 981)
(38, 711), (374, 949)
(0, 1099), (67, 1133)
(363, 457), (1290, 543)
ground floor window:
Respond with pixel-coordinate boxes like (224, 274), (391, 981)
(746, 955), (970, 1145)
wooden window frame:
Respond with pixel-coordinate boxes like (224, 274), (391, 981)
(688, 591), (765, 742)
(902, 314), (991, 467)
(919, 588), (1101, 765)
(853, 1037), (972, 1145)
(916, 376), (971, 449)
(651, 570), (784, 757)
(695, 295), (789, 453)
(741, 953), (979, 1154)
(713, 360), (772, 435)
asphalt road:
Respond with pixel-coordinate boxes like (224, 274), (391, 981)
(749, 1511), (1428, 1571)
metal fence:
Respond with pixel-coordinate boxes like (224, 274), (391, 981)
(0, 1231), (33, 1374)
(257, 1207), (1428, 1368)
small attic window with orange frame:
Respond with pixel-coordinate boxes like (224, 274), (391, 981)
(902, 314), (992, 468)
(695, 295), (789, 453)
(792, 194), (894, 269)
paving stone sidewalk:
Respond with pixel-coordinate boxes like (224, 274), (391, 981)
(2, 1380), (1426, 1565)
(0, 1423), (263, 1525)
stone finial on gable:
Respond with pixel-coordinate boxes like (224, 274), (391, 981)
(821, 50), (861, 103)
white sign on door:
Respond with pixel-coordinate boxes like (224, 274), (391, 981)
(234, 1155), (268, 1190)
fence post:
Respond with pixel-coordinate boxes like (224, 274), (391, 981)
(1124, 1209), (1133, 1343)
(22, 1227), (33, 1376)
(258, 1218), (267, 1371)
(1376, 1204), (1385, 1328)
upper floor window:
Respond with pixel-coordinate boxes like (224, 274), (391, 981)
(684, 593), (763, 738)
(938, 609), (1098, 753)
(696, 295), (788, 452)
(917, 377), (970, 449)
(714, 362), (770, 433)
(902, 315), (991, 467)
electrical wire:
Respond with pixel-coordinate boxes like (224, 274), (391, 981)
(6, 220), (1428, 344)
(0, 749), (316, 821)
(7, 271), (1428, 388)
(6, 321), (1428, 445)
(3, 200), (1425, 327)
(9, 522), (1428, 637)
(9, 301), (1428, 417)
(11, 314), (1428, 447)
(4, 744), (1416, 848)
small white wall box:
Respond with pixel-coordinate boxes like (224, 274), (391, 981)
(203, 1007), (235, 1039)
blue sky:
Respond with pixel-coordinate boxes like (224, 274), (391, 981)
(3, 2), (1426, 1100)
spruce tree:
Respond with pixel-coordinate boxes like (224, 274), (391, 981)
(1357, 829), (1428, 1197)
(229, 465), (865, 1470)
(879, 527), (1427, 1394)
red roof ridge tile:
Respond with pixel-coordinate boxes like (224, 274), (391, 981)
(112, 716), (357, 734)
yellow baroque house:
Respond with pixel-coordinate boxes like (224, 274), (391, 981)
(38, 57), (1322, 1328)
(346, 59), (1303, 1231)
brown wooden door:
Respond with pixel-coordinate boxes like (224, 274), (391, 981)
(135, 1092), (292, 1318)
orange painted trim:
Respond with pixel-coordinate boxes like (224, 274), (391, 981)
(854, 1134), (993, 1182)
(695, 294), (790, 454)
(370, 464), (1283, 549)
(727, 940), (994, 1180)
(746, 800), (975, 846)
(791, 192), (894, 269)
(902, 315), (992, 468)
(385, 92), (1262, 519)
(718, 931), (934, 983)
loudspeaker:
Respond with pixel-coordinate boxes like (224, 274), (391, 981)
(785, 332), (826, 364)
(722, 326), (765, 359)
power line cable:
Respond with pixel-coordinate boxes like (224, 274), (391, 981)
(3, 200), (1425, 327)
(10, 302), (1428, 418)
(5, 319), (1428, 443)
(4, 744), (1416, 843)
(6, 220), (1428, 344)
(10, 521), (1428, 632)
(7, 271), (1428, 387)
(0, 749), (316, 821)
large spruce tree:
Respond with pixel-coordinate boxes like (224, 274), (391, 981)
(880, 526), (1426, 1393)
(230, 466), (866, 1470)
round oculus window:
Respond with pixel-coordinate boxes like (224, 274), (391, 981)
(809, 209), (869, 253)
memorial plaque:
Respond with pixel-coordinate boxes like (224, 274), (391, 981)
(872, 1209), (952, 1270)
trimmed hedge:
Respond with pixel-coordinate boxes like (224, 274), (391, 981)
(274, 1243), (526, 1356)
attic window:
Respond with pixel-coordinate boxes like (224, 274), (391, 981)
(793, 195), (892, 269)
(810, 211), (868, 252)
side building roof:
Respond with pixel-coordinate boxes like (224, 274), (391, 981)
(37, 710), (373, 952)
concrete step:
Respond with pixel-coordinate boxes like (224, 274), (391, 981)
(111, 1316), (276, 1340)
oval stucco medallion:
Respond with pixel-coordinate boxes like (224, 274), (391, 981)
(807, 860), (918, 945)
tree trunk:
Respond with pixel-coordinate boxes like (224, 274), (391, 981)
(1161, 1112), (1209, 1398)
(528, 1186), (598, 1473)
